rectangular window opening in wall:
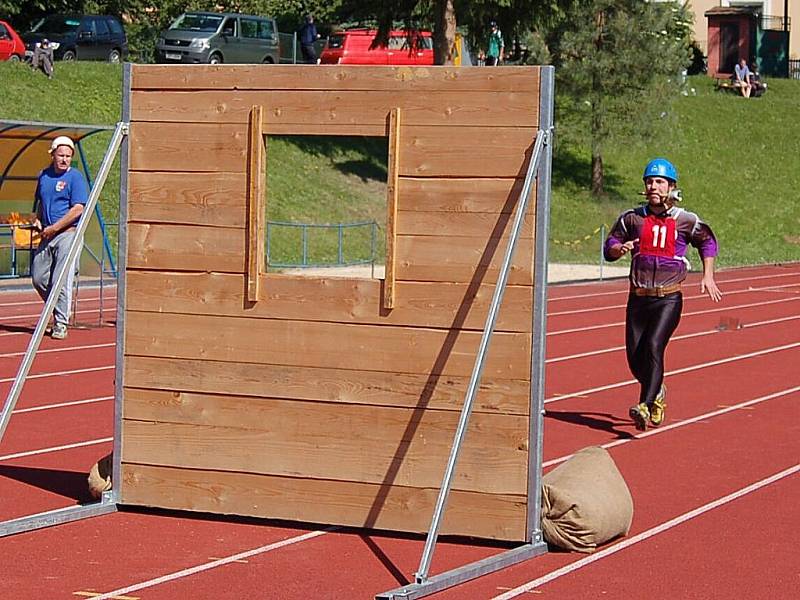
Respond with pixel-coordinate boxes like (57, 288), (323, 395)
(264, 135), (389, 279)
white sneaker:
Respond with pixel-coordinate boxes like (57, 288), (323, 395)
(51, 323), (68, 339)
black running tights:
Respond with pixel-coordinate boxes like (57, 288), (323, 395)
(625, 293), (683, 405)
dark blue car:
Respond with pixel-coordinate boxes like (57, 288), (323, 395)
(23, 14), (127, 62)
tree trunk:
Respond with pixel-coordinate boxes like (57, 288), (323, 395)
(434, 0), (457, 65)
(591, 100), (604, 196)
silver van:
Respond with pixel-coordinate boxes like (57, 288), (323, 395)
(155, 12), (279, 64)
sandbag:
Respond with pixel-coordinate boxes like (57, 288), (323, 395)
(88, 453), (113, 499)
(540, 446), (633, 553)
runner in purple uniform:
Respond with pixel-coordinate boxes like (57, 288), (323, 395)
(604, 158), (723, 431)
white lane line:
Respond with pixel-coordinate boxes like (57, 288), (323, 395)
(0, 295), (116, 308)
(547, 313), (800, 363)
(12, 395), (113, 414)
(548, 282), (800, 317)
(0, 365), (114, 385)
(89, 529), (332, 600)
(492, 463), (800, 599)
(549, 295), (800, 336)
(547, 270), (800, 302)
(543, 385), (800, 468)
(0, 437), (112, 462)
(0, 307), (116, 324)
(545, 341), (800, 404)
(0, 342), (115, 359)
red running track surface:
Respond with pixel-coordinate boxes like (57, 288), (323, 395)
(0, 263), (798, 599)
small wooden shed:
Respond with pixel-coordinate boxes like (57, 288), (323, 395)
(706, 6), (758, 77)
(116, 63), (552, 544)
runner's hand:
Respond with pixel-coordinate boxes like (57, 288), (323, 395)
(701, 276), (722, 302)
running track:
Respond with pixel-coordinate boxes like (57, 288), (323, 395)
(0, 263), (798, 599)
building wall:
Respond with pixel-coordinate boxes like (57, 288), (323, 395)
(688, 0), (799, 59)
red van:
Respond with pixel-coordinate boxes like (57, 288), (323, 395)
(0, 20), (26, 62)
(320, 29), (433, 65)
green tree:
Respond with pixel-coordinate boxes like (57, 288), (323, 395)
(551, 0), (693, 195)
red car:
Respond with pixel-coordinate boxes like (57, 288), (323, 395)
(0, 20), (25, 62)
(320, 29), (434, 65)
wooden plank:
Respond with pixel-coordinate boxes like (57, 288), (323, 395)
(124, 356), (531, 415)
(397, 210), (534, 239)
(398, 177), (529, 213)
(121, 463), (527, 541)
(130, 64), (540, 95)
(247, 105), (265, 301)
(396, 235), (534, 286)
(126, 223), (245, 273)
(124, 311), (531, 379)
(125, 271), (533, 332)
(129, 122), (535, 178)
(130, 90), (538, 128)
(384, 107), (400, 310)
(122, 390), (528, 494)
(129, 122), (246, 172)
(399, 126), (536, 178)
(127, 172), (246, 227)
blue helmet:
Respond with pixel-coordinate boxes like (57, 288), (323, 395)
(642, 158), (678, 183)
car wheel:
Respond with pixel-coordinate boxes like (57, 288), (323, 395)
(9, 54), (21, 62)
(62, 49), (76, 61)
(108, 48), (121, 63)
(209, 53), (223, 65)
(262, 56), (274, 64)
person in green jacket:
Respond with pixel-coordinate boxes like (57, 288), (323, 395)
(484, 21), (504, 66)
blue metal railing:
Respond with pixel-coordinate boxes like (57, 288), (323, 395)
(266, 220), (378, 269)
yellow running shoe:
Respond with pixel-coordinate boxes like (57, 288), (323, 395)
(650, 384), (667, 427)
(629, 402), (650, 431)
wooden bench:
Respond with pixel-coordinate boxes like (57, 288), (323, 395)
(714, 77), (740, 93)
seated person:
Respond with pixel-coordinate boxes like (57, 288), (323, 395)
(748, 65), (767, 97)
(733, 58), (752, 98)
(31, 38), (55, 79)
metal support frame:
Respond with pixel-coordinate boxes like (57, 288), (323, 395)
(376, 65), (555, 600)
(76, 138), (117, 276)
(0, 116), (128, 537)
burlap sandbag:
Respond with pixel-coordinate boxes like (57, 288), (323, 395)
(540, 446), (633, 553)
(88, 453), (113, 499)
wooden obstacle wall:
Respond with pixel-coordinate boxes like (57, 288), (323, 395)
(120, 64), (542, 541)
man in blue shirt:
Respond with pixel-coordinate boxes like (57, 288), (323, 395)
(32, 135), (88, 339)
(733, 58), (752, 98)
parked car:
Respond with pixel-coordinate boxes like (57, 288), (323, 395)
(22, 14), (127, 62)
(155, 12), (280, 64)
(320, 29), (434, 65)
(0, 20), (25, 61)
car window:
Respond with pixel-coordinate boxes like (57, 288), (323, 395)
(388, 36), (409, 50)
(327, 34), (344, 49)
(31, 16), (81, 34)
(93, 18), (110, 36)
(169, 13), (223, 33)
(0, 23), (9, 38)
(257, 20), (274, 40)
(80, 18), (96, 35)
(240, 18), (259, 39)
(221, 17), (237, 37)
(107, 18), (124, 36)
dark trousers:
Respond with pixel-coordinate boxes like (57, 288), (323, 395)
(300, 43), (317, 64)
(625, 293), (682, 405)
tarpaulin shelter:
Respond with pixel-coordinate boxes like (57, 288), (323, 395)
(0, 119), (116, 278)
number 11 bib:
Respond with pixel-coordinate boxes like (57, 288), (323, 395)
(639, 215), (676, 258)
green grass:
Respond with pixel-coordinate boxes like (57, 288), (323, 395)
(2, 62), (799, 271)
(550, 74), (800, 268)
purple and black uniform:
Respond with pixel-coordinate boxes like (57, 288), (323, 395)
(604, 205), (718, 406)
